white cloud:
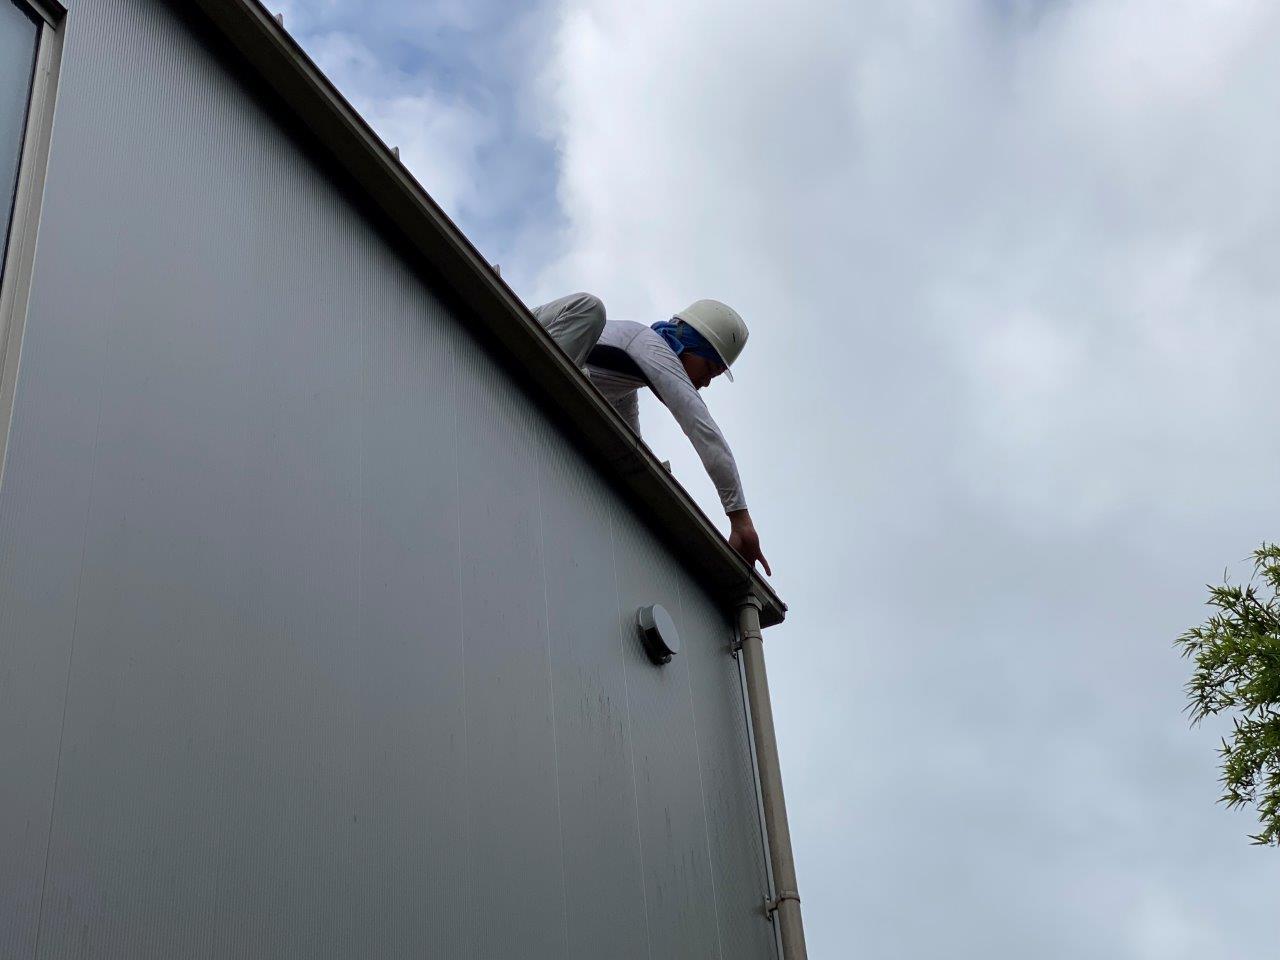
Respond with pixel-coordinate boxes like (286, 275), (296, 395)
(1128, 889), (1213, 960)
(533, 0), (1280, 954)
(303, 31), (495, 219)
(279, 0), (564, 282)
(534, 0), (1280, 528)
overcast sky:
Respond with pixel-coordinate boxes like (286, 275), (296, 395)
(277, 1), (1280, 954)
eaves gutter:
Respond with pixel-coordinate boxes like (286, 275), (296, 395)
(179, 0), (787, 628)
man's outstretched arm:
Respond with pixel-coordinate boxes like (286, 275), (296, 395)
(728, 509), (771, 576)
(631, 330), (771, 574)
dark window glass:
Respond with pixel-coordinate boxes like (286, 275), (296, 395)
(1, 0), (40, 277)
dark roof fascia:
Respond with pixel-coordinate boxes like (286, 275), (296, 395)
(179, 0), (786, 628)
(26, 0), (67, 27)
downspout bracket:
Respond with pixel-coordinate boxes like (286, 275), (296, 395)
(764, 890), (802, 919)
(733, 604), (763, 657)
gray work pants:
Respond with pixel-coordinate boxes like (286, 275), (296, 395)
(531, 292), (606, 367)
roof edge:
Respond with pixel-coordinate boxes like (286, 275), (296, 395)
(181, 0), (786, 628)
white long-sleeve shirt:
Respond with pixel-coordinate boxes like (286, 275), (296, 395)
(585, 320), (747, 514)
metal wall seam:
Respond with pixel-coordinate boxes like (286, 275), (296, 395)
(0, 2), (63, 493)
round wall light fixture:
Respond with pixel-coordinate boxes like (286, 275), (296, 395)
(637, 604), (680, 665)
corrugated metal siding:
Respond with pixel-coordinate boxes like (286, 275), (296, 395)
(540, 439), (651, 960)
(612, 525), (725, 960)
(0, 0), (777, 957)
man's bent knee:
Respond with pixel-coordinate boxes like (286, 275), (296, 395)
(572, 292), (606, 341)
(574, 291), (605, 320)
(534, 292), (606, 366)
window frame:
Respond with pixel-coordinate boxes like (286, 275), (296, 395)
(0, 0), (64, 485)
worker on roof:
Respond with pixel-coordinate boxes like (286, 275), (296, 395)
(531, 292), (770, 576)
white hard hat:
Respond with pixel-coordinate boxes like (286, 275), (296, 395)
(674, 299), (749, 382)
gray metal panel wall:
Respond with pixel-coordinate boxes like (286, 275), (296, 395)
(539, 439), (651, 960)
(0, 0), (776, 957)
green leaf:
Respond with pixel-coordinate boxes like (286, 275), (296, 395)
(1178, 543), (1280, 847)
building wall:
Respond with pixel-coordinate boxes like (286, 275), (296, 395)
(0, 0), (776, 957)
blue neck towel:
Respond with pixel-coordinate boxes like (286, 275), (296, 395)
(651, 319), (723, 366)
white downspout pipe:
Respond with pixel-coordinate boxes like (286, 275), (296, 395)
(738, 594), (808, 959)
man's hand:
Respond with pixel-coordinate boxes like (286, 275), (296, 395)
(728, 509), (772, 576)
